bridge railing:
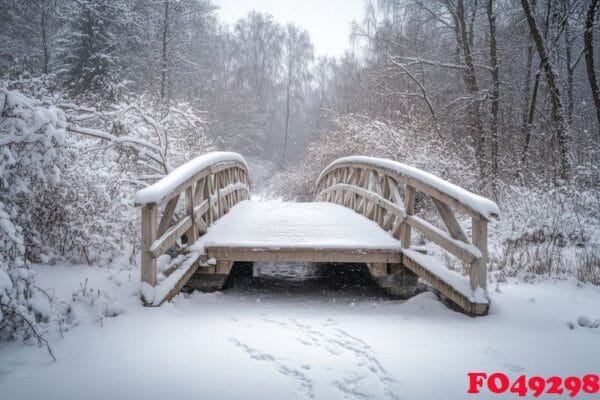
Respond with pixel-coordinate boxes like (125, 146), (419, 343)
(315, 156), (499, 300)
(134, 152), (250, 304)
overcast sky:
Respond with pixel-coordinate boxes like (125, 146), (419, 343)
(213, 0), (365, 57)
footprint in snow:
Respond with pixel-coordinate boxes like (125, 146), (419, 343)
(228, 337), (315, 399)
(503, 362), (526, 373)
(247, 317), (401, 399)
(291, 319), (401, 399)
(481, 346), (526, 374)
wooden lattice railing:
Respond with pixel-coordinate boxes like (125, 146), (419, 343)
(315, 156), (499, 314)
(134, 152), (250, 305)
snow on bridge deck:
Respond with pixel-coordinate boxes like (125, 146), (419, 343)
(194, 200), (403, 263)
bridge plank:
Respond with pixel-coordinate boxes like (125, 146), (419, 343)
(402, 250), (489, 316)
(431, 197), (470, 243)
(319, 184), (405, 220)
(206, 246), (402, 263)
(144, 251), (201, 306)
(405, 215), (481, 264)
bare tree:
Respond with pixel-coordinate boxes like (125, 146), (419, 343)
(521, 0), (570, 180)
(160, 0), (170, 99)
(281, 24), (313, 163)
(585, 0), (600, 131)
(487, 0), (500, 177)
(234, 12), (283, 110)
(455, 0), (486, 179)
(155, 0), (216, 100)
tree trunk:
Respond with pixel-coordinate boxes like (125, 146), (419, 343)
(521, 0), (546, 166)
(487, 0), (500, 177)
(160, 0), (170, 100)
(468, 0), (478, 51)
(40, 8), (49, 74)
(585, 0), (600, 131)
(282, 60), (292, 164)
(564, 11), (574, 125)
(519, 37), (534, 162)
(456, 0), (486, 180)
(520, 0), (570, 180)
(521, 66), (541, 164)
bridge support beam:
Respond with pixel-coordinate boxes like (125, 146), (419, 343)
(185, 261), (233, 292)
(368, 262), (419, 298)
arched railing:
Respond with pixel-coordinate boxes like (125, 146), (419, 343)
(315, 156), (499, 314)
(134, 151), (250, 305)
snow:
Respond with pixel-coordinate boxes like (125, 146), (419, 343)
(1, 262), (599, 400)
(191, 200), (403, 251)
(134, 152), (247, 205)
(322, 156), (500, 220)
(0, 268), (12, 292)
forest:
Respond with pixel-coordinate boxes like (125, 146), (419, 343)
(1, 0), (599, 380)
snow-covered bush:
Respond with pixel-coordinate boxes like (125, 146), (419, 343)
(492, 185), (600, 284)
(1, 76), (215, 273)
(0, 77), (217, 344)
(68, 279), (124, 326)
(0, 84), (68, 343)
(62, 94), (214, 179)
(53, 95), (214, 265)
(267, 113), (473, 201)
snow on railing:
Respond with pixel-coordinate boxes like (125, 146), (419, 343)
(319, 156), (499, 220)
(134, 151), (247, 206)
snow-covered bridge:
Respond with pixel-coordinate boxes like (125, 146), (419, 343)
(134, 152), (499, 316)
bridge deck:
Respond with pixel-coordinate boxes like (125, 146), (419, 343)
(197, 201), (403, 263)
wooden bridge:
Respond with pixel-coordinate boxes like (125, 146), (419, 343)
(134, 152), (499, 316)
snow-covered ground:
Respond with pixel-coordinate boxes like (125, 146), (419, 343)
(0, 262), (599, 400)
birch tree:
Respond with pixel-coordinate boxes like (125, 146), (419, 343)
(281, 24), (313, 163)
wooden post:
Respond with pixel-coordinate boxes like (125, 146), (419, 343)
(205, 174), (214, 225)
(141, 204), (157, 287)
(470, 217), (488, 291)
(367, 262), (387, 277)
(216, 260), (233, 275)
(185, 186), (198, 245)
(400, 185), (416, 248)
